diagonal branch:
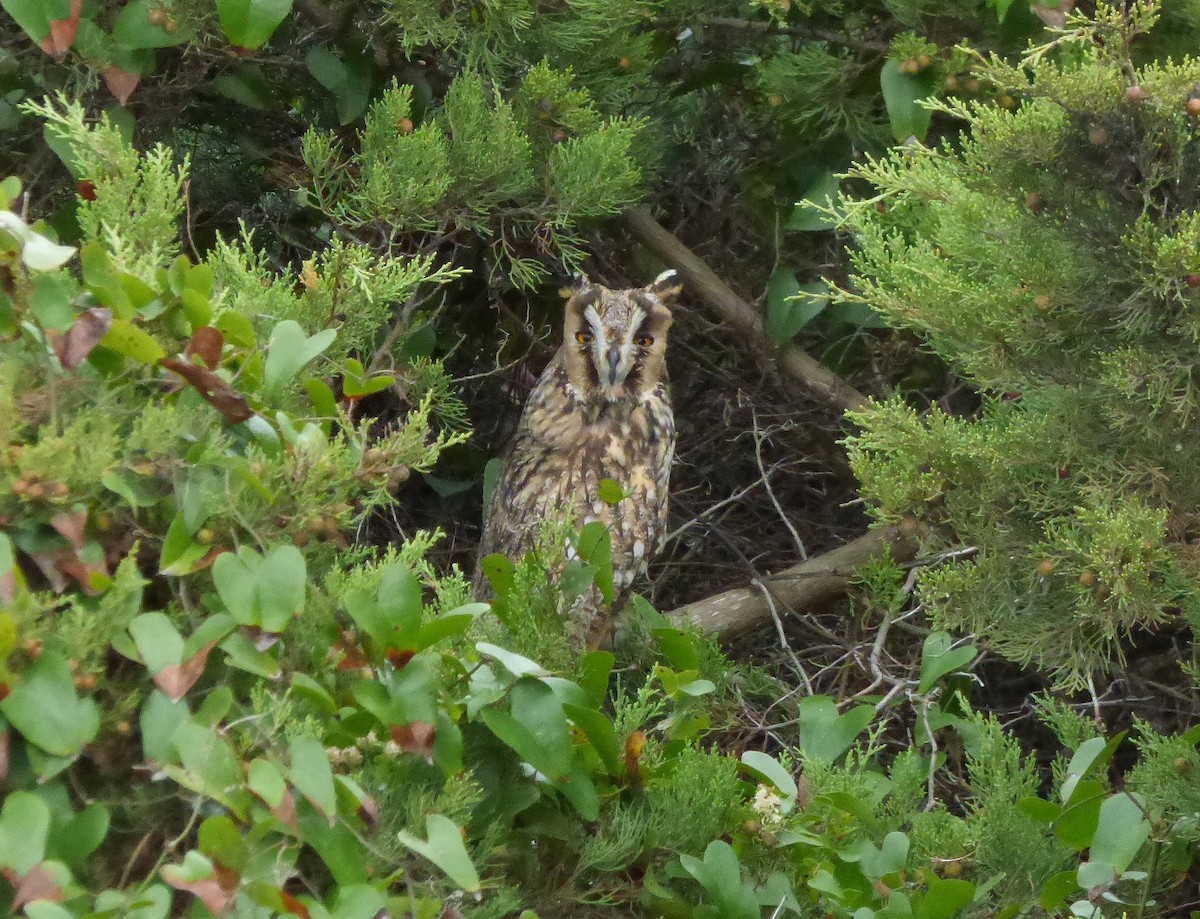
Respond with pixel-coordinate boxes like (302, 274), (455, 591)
(623, 206), (870, 415)
(667, 526), (915, 641)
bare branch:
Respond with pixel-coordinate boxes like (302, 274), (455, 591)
(623, 206), (870, 415)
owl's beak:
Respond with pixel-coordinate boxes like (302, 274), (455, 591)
(606, 344), (623, 386)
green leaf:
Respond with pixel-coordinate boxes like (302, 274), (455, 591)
(767, 271), (827, 344)
(476, 642), (550, 678)
(0, 651), (99, 756)
(396, 814), (481, 892)
(216, 0), (292, 49)
(597, 478), (626, 505)
(262, 319), (336, 400)
(247, 758), (287, 808)
(50, 803), (109, 869)
(290, 735), (337, 819)
(1040, 870), (1080, 911)
(797, 696), (874, 763)
(140, 690), (189, 765)
(1088, 793), (1151, 873)
(0, 791), (50, 874)
(481, 679), (573, 779)
(30, 273), (75, 331)
(880, 59), (938, 142)
(101, 318), (166, 363)
(786, 171), (841, 232)
(171, 721), (249, 818)
(918, 632), (977, 693)
(129, 612), (184, 673)
(113, 0), (192, 48)
(198, 815), (249, 872)
(740, 751), (798, 811)
(212, 544), (306, 632)
(1061, 735), (1123, 804)
(0, 0), (69, 43)
(913, 871), (975, 919)
(306, 45), (372, 124)
(158, 512), (209, 576)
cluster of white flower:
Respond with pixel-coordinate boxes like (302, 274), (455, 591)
(751, 783), (786, 829)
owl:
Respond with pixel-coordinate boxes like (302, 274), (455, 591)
(475, 270), (682, 645)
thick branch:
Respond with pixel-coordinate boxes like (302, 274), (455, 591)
(667, 527), (915, 641)
(623, 206), (869, 415)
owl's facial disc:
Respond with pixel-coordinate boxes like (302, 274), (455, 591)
(584, 302), (645, 397)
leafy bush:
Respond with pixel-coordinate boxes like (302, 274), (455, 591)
(840, 0), (1200, 688)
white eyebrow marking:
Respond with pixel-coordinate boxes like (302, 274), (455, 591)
(584, 305), (603, 330)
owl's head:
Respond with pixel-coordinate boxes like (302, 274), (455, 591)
(561, 270), (682, 401)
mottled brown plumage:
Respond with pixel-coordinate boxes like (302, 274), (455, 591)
(475, 271), (682, 643)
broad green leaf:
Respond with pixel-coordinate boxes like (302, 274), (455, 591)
(101, 318), (166, 363)
(787, 171), (841, 232)
(290, 735), (337, 819)
(50, 803), (109, 868)
(297, 809), (367, 885)
(290, 673), (336, 713)
(216, 0), (293, 49)
(247, 759), (288, 808)
(113, 0), (192, 48)
(880, 59), (938, 142)
(1061, 736), (1113, 803)
(918, 632), (977, 692)
(1040, 870), (1080, 911)
(198, 815), (249, 873)
(262, 320), (336, 399)
(1088, 793), (1151, 872)
(481, 679), (572, 779)
(912, 871), (975, 919)
(306, 45), (372, 124)
(0, 651), (100, 756)
(476, 642), (550, 678)
(171, 721), (248, 817)
(212, 544), (305, 632)
(129, 612), (185, 674)
(767, 270), (826, 344)
(797, 696), (874, 763)
(30, 272), (75, 331)
(158, 512), (209, 576)
(563, 702), (621, 775)
(140, 690), (189, 765)
(0, 0), (70, 42)
(740, 751), (798, 811)
(0, 791), (50, 874)
(396, 814), (481, 892)
(597, 478), (626, 505)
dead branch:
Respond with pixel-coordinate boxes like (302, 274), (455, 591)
(667, 526), (915, 641)
(623, 206), (870, 415)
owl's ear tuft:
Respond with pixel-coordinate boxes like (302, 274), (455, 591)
(646, 269), (682, 305)
(561, 272), (594, 299)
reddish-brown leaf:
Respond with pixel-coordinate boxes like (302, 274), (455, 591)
(152, 640), (216, 702)
(187, 327), (224, 370)
(50, 509), (88, 550)
(53, 307), (112, 370)
(356, 792), (380, 829)
(3, 864), (64, 909)
(440, 907), (465, 919)
(40, 0), (81, 55)
(1031, 0), (1075, 26)
(279, 891), (311, 919)
(29, 546), (106, 595)
(271, 788), (298, 830)
(385, 647), (416, 668)
(101, 66), (140, 105)
(389, 721), (435, 760)
(160, 358), (253, 423)
(330, 632), (370, 671)
(76, 180), (97, 201)
(162, 864), (236, 916)
(0, 729), (9, 783)
(0, 571), (14, 605)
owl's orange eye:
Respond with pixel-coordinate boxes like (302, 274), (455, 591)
(635, 335), (654, 347)
(575, 331), (594, 345)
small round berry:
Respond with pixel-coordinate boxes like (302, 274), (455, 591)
(1038, 558), (1056, 576)
(1087, 124), (1109, 146)
(147, 7), (166, 25)
(1126, 85), (1147, 103)
(1188, 98), (1200, 117)
(767, 94), (783, 107)
(1026, 192), (1044, 212)
(1079, 571), (1096, 587)
(898, 515), (920, 537)
(1185, 274), (1200, 288)
(1033, 295), (1051, 310)
(899, 59), (919, 75)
